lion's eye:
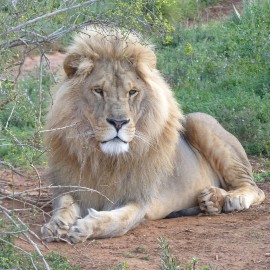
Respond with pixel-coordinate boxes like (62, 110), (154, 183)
(93, 88), (104, 97)
(129, 89), (138, 96)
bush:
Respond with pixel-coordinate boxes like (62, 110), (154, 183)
(0, 0), (175, 167)
(157, 0), (270, 156)
(0, 73), (52, 166)
(0, 234), (79, 270)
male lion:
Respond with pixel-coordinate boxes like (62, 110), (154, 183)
(41, 27), (265, 243)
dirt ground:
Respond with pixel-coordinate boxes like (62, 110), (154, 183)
(41, 182), (270, 270)
(1, 157), (270, 270)
(44, 185), (269, 270)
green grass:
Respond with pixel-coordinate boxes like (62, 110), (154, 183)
(159, 237), (218, 270)
(157, 0), (270, 156)
(254, 170), (270, 182)
(108, 261), (130, 270)
(0, 216), (78, 269)
(254, 156), (270, 182)
(0, 73), (52, 167)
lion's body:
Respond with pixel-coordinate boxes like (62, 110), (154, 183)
(41, 27), (265, 243)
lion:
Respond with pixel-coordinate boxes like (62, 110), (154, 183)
(41, 27), (265, 243)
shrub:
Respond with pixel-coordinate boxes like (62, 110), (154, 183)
(0, 0), (175, 167)
(157, 0), (270, 156)
(0, 234), (79, 269)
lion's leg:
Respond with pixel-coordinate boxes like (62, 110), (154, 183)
(41, 195), (80, 242)
(185, 113), (265, 214)
(67, 203), (146, 243)
(197, 184), (264, 214)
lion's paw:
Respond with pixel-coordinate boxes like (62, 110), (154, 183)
(68, 218), (94, 244)
(198, 186), (226, 215)
(41, 218), (70, 242)
(223, 194), (251, 213)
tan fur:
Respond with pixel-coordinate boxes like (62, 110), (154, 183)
(41, 27), (265, 243)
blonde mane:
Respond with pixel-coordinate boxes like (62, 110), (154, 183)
(45, 27), (183, 210)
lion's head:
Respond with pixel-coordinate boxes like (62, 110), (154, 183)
(46, 27), (183, 194)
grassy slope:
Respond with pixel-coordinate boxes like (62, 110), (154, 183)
(157, 0), (270, 156)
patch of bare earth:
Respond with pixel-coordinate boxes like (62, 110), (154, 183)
(200, 0), (243, 22)
(1, 157), (270, 270)
(41, 185), (270, 270)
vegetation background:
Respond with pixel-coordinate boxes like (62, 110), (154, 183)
(0, 0), (269, 269)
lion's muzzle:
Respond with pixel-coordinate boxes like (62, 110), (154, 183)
(106, 118), (130, 132)
(99, 118), (133, 155)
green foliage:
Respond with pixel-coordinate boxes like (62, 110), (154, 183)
(155, 0), (220, 23)
(0, 73), (52, 166)
(159, 237), (180, 270)
(107, 0), (175, 35)
(0, 0), (176, 167)
(45, 252), (80, 270)
(108, 261), (130, 270)
(0, 127), (46, 166)
(157, 0), (270, 156)
(254, 158), (270, 182)
(0, 73), (52, 129)
(0, 234), (79, 269)
(0, 0), (173, 64)
(254, 170), (270, 182)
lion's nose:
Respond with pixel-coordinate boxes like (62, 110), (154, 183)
(106, 118), (130, 131)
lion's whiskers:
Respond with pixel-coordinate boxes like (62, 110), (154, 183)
(134, 131), (154, 148)
(67, 131), (95, 139)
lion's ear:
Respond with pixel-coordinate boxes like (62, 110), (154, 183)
(63, 54), (81, 77)
(140, 48), (156, 69)
(145, 51), (157, 69)
(63, 54), (94, 78)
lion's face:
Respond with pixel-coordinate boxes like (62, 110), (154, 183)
(48, 28), (179, 159)
(78, 59), (148, 155)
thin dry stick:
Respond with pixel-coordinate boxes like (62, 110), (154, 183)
(0, 160), (25, 177)
(5, 102), (16, 129)
(0, 228), (29, 235)
(38, 53), (44, 131)
(30, 163), (42, 205)
(0, 205), (51, 270)
(39, 123), (79, 133)
(27, 226), (49, 250)
(0, 143), (43, 151)
(40, 188), (106, 211)
(0, 194), (51, 219)
(0, 236), (33, 256)
(11, 169), (15, 211)
(0, 0), (99, 37)
(4, 185), (113, 205)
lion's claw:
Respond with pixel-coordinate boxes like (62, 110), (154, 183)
(41, 218), (70, 242)
(198, 186), (225, 215)
(68, 224), (89, 244)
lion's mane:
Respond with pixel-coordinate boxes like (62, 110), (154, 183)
(45, 27), (183, 211)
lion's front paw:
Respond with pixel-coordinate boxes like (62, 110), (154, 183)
(68, 218), (93, 244)
(223, 194), (250, 213)
(41, 218), (70, 242)
(198, 186), (226, 215)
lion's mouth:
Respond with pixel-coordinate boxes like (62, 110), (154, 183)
(100, 136), (129, 155)
(101, 136), (127, 144)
